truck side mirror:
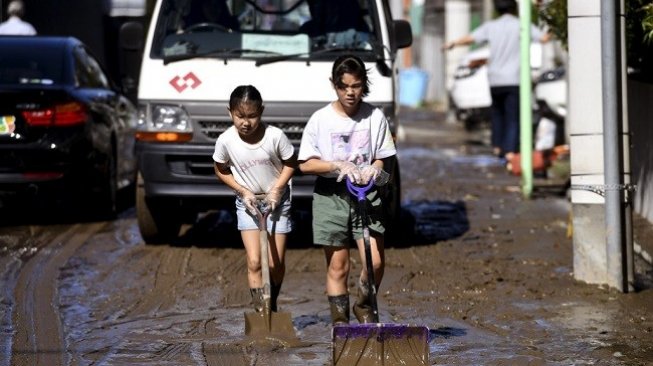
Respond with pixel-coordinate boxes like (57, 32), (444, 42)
(393, 20), (413, 50)
(118, 21), (145, 103)
(119, 21), (144, 51)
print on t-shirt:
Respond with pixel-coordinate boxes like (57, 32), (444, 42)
(331, 129), (370, 165)
(239, 158), (274, 172)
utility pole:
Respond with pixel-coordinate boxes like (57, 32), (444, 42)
(519, 0), (533, 198)
(482, 0), (493, 21)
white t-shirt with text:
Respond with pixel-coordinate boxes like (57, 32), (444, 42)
(213, 125), (294, 194)
(298, 102), (396, 178)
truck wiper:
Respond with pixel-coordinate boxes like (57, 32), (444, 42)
(254, 47), (356, 67)
(164, 48), (281, 65)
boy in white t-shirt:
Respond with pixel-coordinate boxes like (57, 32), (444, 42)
(213, 85), (296, 313)
(298, 55), (397, 325)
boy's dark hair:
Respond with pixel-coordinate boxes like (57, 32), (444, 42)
(331, 54), (370, 97)
(229, 85), (263, 112)
(494, 0), (517, 14)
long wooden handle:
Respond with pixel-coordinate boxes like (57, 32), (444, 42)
(260, 226), (271, 301)
(258, 210), (272, 314)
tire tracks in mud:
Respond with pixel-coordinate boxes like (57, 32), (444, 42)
(11, 223), (107, 366)
(74, 241), (253, 365)
(123, 247), (191, 316)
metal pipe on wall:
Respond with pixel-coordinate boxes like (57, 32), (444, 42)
(600, 0), (627, 292)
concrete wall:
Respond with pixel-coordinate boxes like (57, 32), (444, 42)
(568, 0), (607, 285)
(568, 0), (633, 288)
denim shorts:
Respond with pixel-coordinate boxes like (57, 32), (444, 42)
(312, 177), (384, 246)
(235, 188), (292, 234)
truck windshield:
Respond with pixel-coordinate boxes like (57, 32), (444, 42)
(151, 0), (380, 61)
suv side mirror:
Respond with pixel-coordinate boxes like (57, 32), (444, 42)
(393, 20), (413, 50)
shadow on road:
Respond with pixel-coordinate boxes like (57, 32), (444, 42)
(0, 186), (135, 226)
(172, 199), (470, 249)
(429, 326), (468, 340)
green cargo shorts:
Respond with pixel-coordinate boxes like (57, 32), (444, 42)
(312, 177), (385, 246)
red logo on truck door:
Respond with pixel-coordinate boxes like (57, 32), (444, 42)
(169, 72), (202, 93)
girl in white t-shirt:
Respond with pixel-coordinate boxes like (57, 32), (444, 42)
(298, 55), (397, 325)
(213, 85), (296, 313)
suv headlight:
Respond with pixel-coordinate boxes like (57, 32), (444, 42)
(136, 104), (193, 142)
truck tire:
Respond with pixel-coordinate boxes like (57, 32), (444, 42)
(136, 172), (181, 244)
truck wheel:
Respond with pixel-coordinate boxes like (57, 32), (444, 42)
(136, 173), (181, 244)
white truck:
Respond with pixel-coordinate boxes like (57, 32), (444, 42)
(122, 0), (412, 243)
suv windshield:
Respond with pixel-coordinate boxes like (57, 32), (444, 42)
(151, 0), (379, 61)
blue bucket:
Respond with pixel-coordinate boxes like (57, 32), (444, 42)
(399, 68), (429, 107)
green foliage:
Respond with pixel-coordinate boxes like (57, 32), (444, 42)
(538, 0), (567, 50)
(536, 0), (653, 81)
(626, 0), (653, 81)
(642, 3), (653, 44)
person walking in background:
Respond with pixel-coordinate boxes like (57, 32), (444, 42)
(0, 1), (37, 35)
(298, 55), (396, 325)
(444, 0), (549, 164)
(213, 85), (296, 314)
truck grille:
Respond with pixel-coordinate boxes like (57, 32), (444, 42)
(198, 120), (232, 139)
(198, 120), (305, 145)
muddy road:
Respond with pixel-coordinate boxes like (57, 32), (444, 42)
(1, 110), (652, 365)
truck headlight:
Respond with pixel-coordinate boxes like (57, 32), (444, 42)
(136, 104), (193, 142)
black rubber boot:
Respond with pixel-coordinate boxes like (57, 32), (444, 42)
(352, 281), (374, 323)
(249, 288), (264, 312)
(270, 282), (282, 312)
(328, 294), (350, 325)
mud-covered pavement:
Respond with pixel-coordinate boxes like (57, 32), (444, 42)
(1, 109), (652, 365)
